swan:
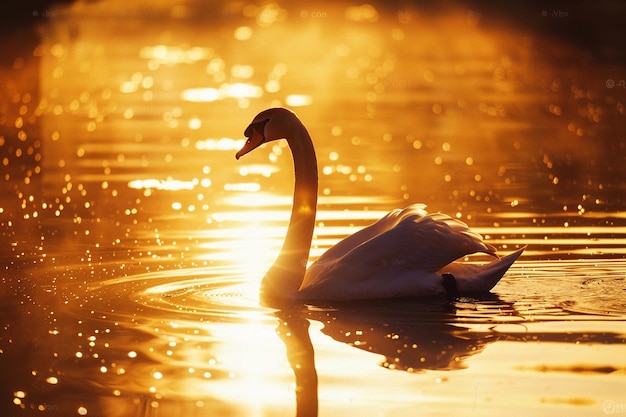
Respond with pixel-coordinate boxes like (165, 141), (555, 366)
(235, 107), (524, 301)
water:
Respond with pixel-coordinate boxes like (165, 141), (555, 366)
(1, 1), (625, 416)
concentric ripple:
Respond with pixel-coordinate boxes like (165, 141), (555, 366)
(90, 265), (273, 323)
(84, 259), (626, 326)
(495, 259), (626, 318)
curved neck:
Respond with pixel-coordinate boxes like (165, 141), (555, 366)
(262, 122), (318, 299)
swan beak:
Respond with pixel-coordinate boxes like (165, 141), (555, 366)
(236, 126), (265, 160)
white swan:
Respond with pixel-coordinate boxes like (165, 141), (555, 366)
(236, 107), (524, 301)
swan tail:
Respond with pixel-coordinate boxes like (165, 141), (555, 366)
(443, 247), (525, 293)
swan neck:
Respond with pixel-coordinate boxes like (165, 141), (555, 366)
(263, 122), (318, 298)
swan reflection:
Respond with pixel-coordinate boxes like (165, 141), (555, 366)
(275, 296), (507, 416)
(308, 297), (505, 372)
(275, 310), (318, 417)
(275, 294), (626, 416)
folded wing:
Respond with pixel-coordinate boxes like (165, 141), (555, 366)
(339, 212), (496, 274)
(314, 204), (428, 262)
(303, 208), (496, 291)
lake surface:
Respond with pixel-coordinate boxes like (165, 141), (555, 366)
(1, 1), (625, 416)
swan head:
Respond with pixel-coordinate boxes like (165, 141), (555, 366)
(236, 108), (299, 159)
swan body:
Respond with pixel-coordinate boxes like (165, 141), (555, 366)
(236, 108), (524, 301)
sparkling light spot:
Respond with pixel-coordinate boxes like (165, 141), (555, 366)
(265, 80), (280, 93)
(231, 65), (254, 79)
(195, 138), (245, 151)
(345, 4), (379, 22)
(224, 83), (263, 99)
(331, 126), (343, 136)
(234, 26), (253, 40)
(285, 94), (313, 107)
(188, 117), (202, 130)
(181, 88), (220, 102)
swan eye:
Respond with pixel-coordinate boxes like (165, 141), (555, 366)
(244, 118), (270, 141)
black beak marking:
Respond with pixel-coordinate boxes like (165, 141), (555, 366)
(244, 118), (270, 140)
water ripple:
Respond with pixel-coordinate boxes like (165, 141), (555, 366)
(91, 266), (271, 323)
(498, 259), (626, 317)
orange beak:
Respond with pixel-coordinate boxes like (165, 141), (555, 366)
(236, 121), (267, 160)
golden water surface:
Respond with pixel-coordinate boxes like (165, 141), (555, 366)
(1, 1), (625, 416)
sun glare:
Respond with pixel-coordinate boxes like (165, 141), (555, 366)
(285, 94), (313, 107)
(181, 83), (263, 103)
(195, 138), (246, 151)
(128, 179), (195, 191)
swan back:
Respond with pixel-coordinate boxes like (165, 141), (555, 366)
(300, 209), (504, 300)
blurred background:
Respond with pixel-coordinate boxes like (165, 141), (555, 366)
(2, 0), (625, 232)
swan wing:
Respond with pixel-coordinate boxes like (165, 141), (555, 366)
(299, 212), (523, 300)
(338, 212), (496, 275)
(302, 211), (496, 292)
(304, 204), (427, 285)
(315, 204), (428, 262)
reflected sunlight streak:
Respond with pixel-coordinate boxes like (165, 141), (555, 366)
(181, 83), (263, 103)
(119, 319), (289, 411)
(207, 323), (293, 407)
(128, 178), (196, 191)
(139, 45), (212, 65)
(198, 222), (281, 272)
(285, 94), (313, 107)
(195, 137), (246, 151)
(224, 183), (262, 192)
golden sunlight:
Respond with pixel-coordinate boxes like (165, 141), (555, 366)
(285, 94), (313, 107)
(139, 45), (212, 66)
(181, 83), (263, 103)
(128, 179), (195, 191)
(223, 183), (261, 192)
(195, 138), (246, 151)
(6, 0), (624, 415)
